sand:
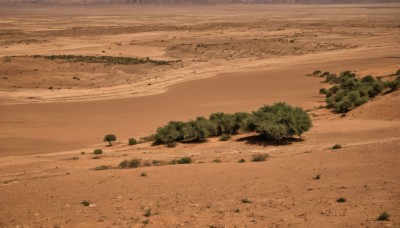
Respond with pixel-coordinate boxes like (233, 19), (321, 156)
(0, 4), (399, 227)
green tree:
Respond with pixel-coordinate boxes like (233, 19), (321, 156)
(103, 134), (117, 146)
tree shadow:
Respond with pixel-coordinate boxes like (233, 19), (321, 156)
(235, 135), (304, 146)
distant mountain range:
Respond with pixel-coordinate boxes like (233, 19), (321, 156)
(2, 0), (399, 5)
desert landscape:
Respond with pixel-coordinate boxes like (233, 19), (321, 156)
(0, 2), (400, 227)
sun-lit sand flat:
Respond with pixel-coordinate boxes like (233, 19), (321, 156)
(0, 3), (399, 227)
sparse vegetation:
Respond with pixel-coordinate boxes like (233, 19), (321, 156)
(81, 200), (90, 206)
(252, 154), (269, 162)
(318, 70), (400, 113)
(152, 103), (311, 146)
(141, 172), (147, 177)
(213, 159), (222, 163)
(103, 134), (116, 146)
(177, 157), (192, 164)
(95, 165), (109, 171)
(33, 54), (177, 65)
(128, 138), (137, 146)
(313, 174), (321, 180)
(244, 103), (312, 142)
(144, 208), (152, 217)
(377, 212), (390, 221)
(331, 144), (342, 150)
(336, 197), (346, 203)
(240, 198), (252, 204)
(119, 158), (141, 168)
(93, 149), (103, 155)
(238, 158), (246, 163)
(219, 134), (231, 141)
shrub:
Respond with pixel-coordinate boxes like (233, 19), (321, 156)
(119, 158), (141, 168)
(144, 161), (151, 167)
(336, 197), (346, 203)
(252, 154), (269, 162)
(144, 208), (152, 217)
(386, 80), (399, 92)
(313, 174), (320, 180)
(93, 149), (103, 155)
(81, 200), (90, 206)
(152, 160), (160, 165)
(95, 165), (109, 171)
(213, 159), (222, 163)
(128, 138), (137, 146)
(182, 118), (213, 142)
(219, 134), (231, 141)
(319, 88), (328, 95)
(154, 121), (185, 145)
(240, 198), (252, 204)
(103, 134), (117, 146)
(377, 212), (390, 221)
(312, 70), (322, 75)
(141, 172), (147, 177)
(238, 158), (246, 163)
(331, 144), (342, 150)
(244, 103), (312, 142)
(177, 157), (192, 164)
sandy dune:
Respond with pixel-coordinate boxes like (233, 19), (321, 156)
(0, 4), (399, 227)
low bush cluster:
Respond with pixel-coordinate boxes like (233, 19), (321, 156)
(317, 70), (400, 113)
(32, 54), (178, 65)
(153, 103), (311, 146)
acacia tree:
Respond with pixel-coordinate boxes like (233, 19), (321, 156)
(104, 134), (117, 146)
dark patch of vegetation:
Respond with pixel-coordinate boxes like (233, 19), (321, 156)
(240, 198), (252, 204)
(219, 134), (231, 141)
(103, 134), (116, 146)
(95, 165), (109, 171)
(336, 197), (346, 203)
(331, 144), (342, 150)
(143, 219), (150, 224)
(143, 161), (151, 167)
(152, 103), (311, 147)
(128, 138), (137, 146)
(93, 149), (103, 155)
(119, 158), (141, 168)
(141, 172), (147, 177)
(32, 54), (178, 65)
(213, 159), (222, 163)
(238, 158), (246, 163)
(144, 208), (152, 217)
(251, 154), (269, 162)
(81, 200), (90, 206)
(377, 212), (390, 221)
(81, 151), (85, 155)
(152, 160), (160, 165)
(177, 157), (192, 164)
(313, 174), (321, 180)
(244, 103), (312, 142)
(318, 70), (400, 113)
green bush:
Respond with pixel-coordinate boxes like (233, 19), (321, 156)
(103, 134), (117, 146)
(219, 134), (231, 141)
(177, 157), (192, 164)
(154, 121), (185, 145)
(93, 149), (103, 155)
(128, 138), (137, 146)
(95, 165), (109, 171)
(244, 103), (312, 142)
(119, 158), (141, 168)
(377, 212), (390, 221)
(332, 144), (342, 150)
(182, 118), (213, 142)
(336, 197), (346, 203)
(319, 71), (397, 113)
(252, 154), (269, 162)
